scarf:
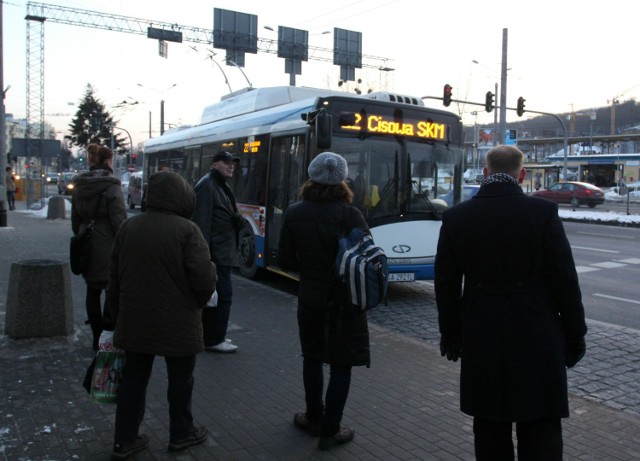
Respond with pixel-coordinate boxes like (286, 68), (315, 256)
(480, 172), (519, 187)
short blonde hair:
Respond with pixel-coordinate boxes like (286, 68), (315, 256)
(485, 145), (523, 178)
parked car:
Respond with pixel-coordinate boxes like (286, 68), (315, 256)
(531, 181), (605, 208)
(57, 172), (78, 195)
(125, 171), (143, 209)
(439, 185), (480, 207)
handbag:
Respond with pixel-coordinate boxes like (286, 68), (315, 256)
(70, 193), (104, 275)
(89, 330), (125, 404)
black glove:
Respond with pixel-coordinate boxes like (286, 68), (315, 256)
(565, 336), (586, 368)
(440, 335), (461, 362)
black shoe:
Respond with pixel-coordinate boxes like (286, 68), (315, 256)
(293, 413), (321, 436)
(318, 425), (355, 450)
(112, 434), (150, 460)
(168, 426), (208, 452)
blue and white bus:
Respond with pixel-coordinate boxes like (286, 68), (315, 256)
(143, 86), (464, 281)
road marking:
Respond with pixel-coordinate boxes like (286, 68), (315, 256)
(577, 231), (635, 239)
(576, 266), (600, 273)
(571, 245), (620, 254)
(593, 293), (640, 305)
(617, 258), (640, 264)
(590, 262), (628, 269)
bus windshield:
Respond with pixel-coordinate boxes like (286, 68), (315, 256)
(336, 137), (463, 221)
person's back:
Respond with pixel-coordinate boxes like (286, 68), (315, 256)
(435, 144), (586, 461)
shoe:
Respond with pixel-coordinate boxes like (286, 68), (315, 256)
(205, 341), (238, 353)
(168, 426), (208, 452)
(318, 425), (355, 451)
(293, 413), (321, 436)
(112, 434), (150, 460)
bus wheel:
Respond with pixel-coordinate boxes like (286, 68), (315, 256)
(238, 225), (258, 279)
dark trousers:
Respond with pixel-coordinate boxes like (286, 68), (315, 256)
(302, 356), (352, 433)
(6, 191), (15, 210)
(114, 351), (197, 446)
(85, 281), (109, 349)
(473, 416), (563, 461)
(202, 265), (232, 346)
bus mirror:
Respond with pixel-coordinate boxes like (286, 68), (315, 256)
(316, 110), (332, 149)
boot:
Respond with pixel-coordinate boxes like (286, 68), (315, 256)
(318, 423), (354, 450)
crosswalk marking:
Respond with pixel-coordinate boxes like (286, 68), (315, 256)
(617, 258), (640, 264)
(576, 266), (600, 273)
(593, 293), (640, 305)
(590, 262), (628, 269)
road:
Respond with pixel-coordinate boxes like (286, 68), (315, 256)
(564, 221), (640, 329)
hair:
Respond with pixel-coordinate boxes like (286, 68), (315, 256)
(86, 143), (113, 168)
(5, 166), (11, 173)
(299, 179), (354, 204)
(485, 144), (524, 178)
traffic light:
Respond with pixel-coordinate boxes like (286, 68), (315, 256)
(131, 153), (137, 164)
(516, 96), (526, 117)
(485, 91), (494, 113)
(484, 91), (493, 112)
(443, 84), (453, 107)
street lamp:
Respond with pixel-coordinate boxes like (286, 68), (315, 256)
(136, 83), (177, 136)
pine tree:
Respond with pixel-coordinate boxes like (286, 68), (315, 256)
(68, 84), (125, 152)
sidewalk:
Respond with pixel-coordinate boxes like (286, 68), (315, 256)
(1, 206), (640, 460)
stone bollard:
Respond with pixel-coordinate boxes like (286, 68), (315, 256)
(47, 195), (67, 220)
(5, 260), (74, 339)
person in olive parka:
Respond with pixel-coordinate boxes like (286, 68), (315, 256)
(108, 171), (217, 459)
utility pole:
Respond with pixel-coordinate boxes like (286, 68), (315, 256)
(1, 1), (7, 226)
(499, 28), (508, 145)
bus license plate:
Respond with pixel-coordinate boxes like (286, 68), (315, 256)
(388, 273), (415, 282)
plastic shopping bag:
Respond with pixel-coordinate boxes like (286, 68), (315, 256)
(205, 290), (218, 308)
(90, 330), (125, 404)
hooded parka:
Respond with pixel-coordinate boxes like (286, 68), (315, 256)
(279, 200), (370, 367)
(72, 169), (127, 282)
(435, 181), (587, 422)
(108, 172), (217, 357)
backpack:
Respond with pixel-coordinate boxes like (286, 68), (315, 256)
(335, 227), (389, 310)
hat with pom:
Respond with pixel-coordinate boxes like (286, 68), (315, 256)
(307, 152), (348, 185)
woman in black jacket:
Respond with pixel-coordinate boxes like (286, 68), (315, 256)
(278, 152), (370, 451)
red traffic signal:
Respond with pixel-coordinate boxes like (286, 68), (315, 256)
(443, 84), (453, 107)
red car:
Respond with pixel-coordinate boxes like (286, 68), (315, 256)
(532, 181), (605, 208)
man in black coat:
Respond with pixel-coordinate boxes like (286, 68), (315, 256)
(435, 145), (587, 461)
(193, 151), (245, 353)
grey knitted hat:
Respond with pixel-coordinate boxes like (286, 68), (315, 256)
(307, 152), (348, 185)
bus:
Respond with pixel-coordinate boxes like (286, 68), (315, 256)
(142, 86), (464, 282)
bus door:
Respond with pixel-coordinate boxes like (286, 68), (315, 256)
(265, 134), (306, 268)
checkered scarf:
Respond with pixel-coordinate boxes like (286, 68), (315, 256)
(480, 172), (519, 187)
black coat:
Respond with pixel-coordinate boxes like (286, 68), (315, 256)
(435, 181), (587, 422)
(279, 200), (371, 367)
(192, 169), (239, 266)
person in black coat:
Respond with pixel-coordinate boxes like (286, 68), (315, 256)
(435, 145), (587, 461)
(278, 152), (370, 451)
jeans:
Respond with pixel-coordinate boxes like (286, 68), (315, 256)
(302, 356), (352, 428)
(473, 416), (563, 461)
(202, 265), (232, 346)
(6, 191), (15, 210)
(114, 352), (197, 446)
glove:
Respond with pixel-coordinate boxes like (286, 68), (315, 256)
(440, 335), (461, 362)
(565, 336), (586, 368)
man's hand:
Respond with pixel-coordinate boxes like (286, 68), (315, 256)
(440, 335), (461, 362)
(565, 336), (586, 368)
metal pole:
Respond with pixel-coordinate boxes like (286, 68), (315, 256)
(160, 100), (164, 135)
(148, 111), (152, 138)
(0, 1), (7, 226)
(499, 28), (508, 144)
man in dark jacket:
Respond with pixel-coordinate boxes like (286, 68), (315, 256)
(193, 151), (244, 353)
(108, 171), (217, 459)
(278, 152), (370, 451)
(435, 144), (587, 461)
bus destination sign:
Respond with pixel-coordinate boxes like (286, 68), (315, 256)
(339, 112), (447, 140)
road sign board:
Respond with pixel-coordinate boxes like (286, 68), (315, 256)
(128, 165), (135, 172)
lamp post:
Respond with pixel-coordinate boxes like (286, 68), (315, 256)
(136, 83), (177, 136)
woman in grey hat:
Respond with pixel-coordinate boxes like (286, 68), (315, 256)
(278, 152), (371, 451)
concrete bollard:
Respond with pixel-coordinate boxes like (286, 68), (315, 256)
(47, 195), (67, 220)
(5, 259), (74, 339)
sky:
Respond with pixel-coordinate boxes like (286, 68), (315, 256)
(4, 0), (640, 148)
